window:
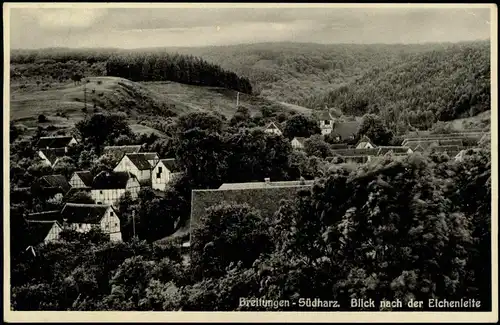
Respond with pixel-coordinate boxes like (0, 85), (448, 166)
(99, 190), (103, 194)
(115, 223), (118, 227)
(156, 172), (161, 179)
(324, 120), (330, 125)
(158, 167), (162, 173)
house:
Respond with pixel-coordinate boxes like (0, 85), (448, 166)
(32, 175), (71, 203)
(291, 137), (306, 150)
(114, 153), (154, 183)
(69, 171), (93, 188)
(25, 220), (63, 245)
(152, 158), (182, 191)
(91, 171), (141, 206)
(38, 148), (67, 167)
(331, 121), (361, 141)
(316, 110), (336, 135)
(102, 145), (142, 160)
(37, 135), (78, 151)
(264, 122), (283, 136)
(355, 136), (376, 149)
(190, 179), (314, 236)
(60, 203), (122, 241)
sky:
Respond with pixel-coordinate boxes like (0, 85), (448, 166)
(8, 5), (492, 49)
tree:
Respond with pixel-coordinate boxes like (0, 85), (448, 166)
(303, 134), (332, 159)
(190, 203), (273, 280)
(176, 111), (224, 135)
(65, 191), (95, 204)
(38, 114), (48, 123)
(283, 114), (321, 139)
(357, 114), (393, 145)
(75, 113), (134, 153)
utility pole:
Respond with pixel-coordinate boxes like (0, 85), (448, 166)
(132, 209), (136, 239)
(236, 91), (239, 109)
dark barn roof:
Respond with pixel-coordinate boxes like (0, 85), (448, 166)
(25, 220), (60, 246)
(37, 136), (75, 149)
(74, 171), (93, 187)
(92, 171), (136, 189)
(61, 203), (113, 224)
(39, 175), (71, 193)
(102, 145), (142, 158)
(124, 154), (152, 170)
(331, 121), (361, 140)
(159, 158), (180, 172)
(26, 210), (62, 222)
(190, 182), (314, 232)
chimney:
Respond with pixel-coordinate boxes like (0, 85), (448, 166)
(264, 177), (270, 183)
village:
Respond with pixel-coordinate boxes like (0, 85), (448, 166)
(18, 108), (490, 253)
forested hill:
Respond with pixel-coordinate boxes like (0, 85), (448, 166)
(167, 41), (489, 104)
(299, 41), (490, 128)
(10, 48), (253, 94)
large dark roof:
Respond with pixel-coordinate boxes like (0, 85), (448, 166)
(26, 210), (62, 222)
(159, 158), (180, 172)
(61, 203), (113, 224)
(74, 171), (93, 187)
(124, 153), (152, 170)
(102, 145), (142, 158)
(40, 175), (71, 193)
(92, 171), (136, 189)
(37, 136), (75, 149)
(316, 110), (334, 121)
(376, 146), (412, 155)
(25, 220), (61, 246)
(190, 182), (313, 232)
(331, 148), (379, 156)
(39, 148), (67, 165)
(332, 121), (360, 140)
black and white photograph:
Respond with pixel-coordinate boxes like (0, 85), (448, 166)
(3, 3), (497, 322)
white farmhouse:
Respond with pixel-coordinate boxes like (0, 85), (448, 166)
(114, 153), (154, 183)
(264, 122), (283, 136)
(61, 203), (122, 242)
(317, 110), (335, 135)
(25, 220), (63, 245)
(37, 135), (78, 152)
(355, 136), (376, 149)
(91, 171), (140, 206)
(291, 137), (306, 150)
(152, 158), (182, 191)
(69, 171), (93, 188)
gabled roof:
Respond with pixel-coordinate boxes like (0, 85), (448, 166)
(61, 203), (113, 224)
(331, 121), (361, 140)
(92, 171), (137, 189)
(37, 136), (76, 149)
(264, 122), (282, 132)
(330, 143), (349, 149)
(39, 148), (67, 165)
(39, 175), (71, 193)
(26, 210), (62, 222)
(356, 135), (375, 148)
(73, 171), (93, 187)
(25, 220), (61, 246)
(123, 153), (152, 170)
(102, 145), (142, 157)
(331, 148), (379, 157)
(191, 181), (313, 231)
(158, 158), (180, 173)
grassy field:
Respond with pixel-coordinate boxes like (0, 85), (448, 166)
(9, 76), (312, 137)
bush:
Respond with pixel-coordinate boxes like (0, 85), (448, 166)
(38, 114), (47, 123)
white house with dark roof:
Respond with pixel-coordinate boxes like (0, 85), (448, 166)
(32, 174), (71, 203)
(61, 203), (122, 241)
(356, 136), (376, 149)
(152, 158), (182, 191)
(91, 171), (140, 206)
(114, 153), (154, 183)
(102, 145), (142, 160)
(264, 122), (283, 136)
(69, 171), (93, 188)
(25, 220), (63, 245)
(291, 137), (306, 150)
(317, 110), (336, 135)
